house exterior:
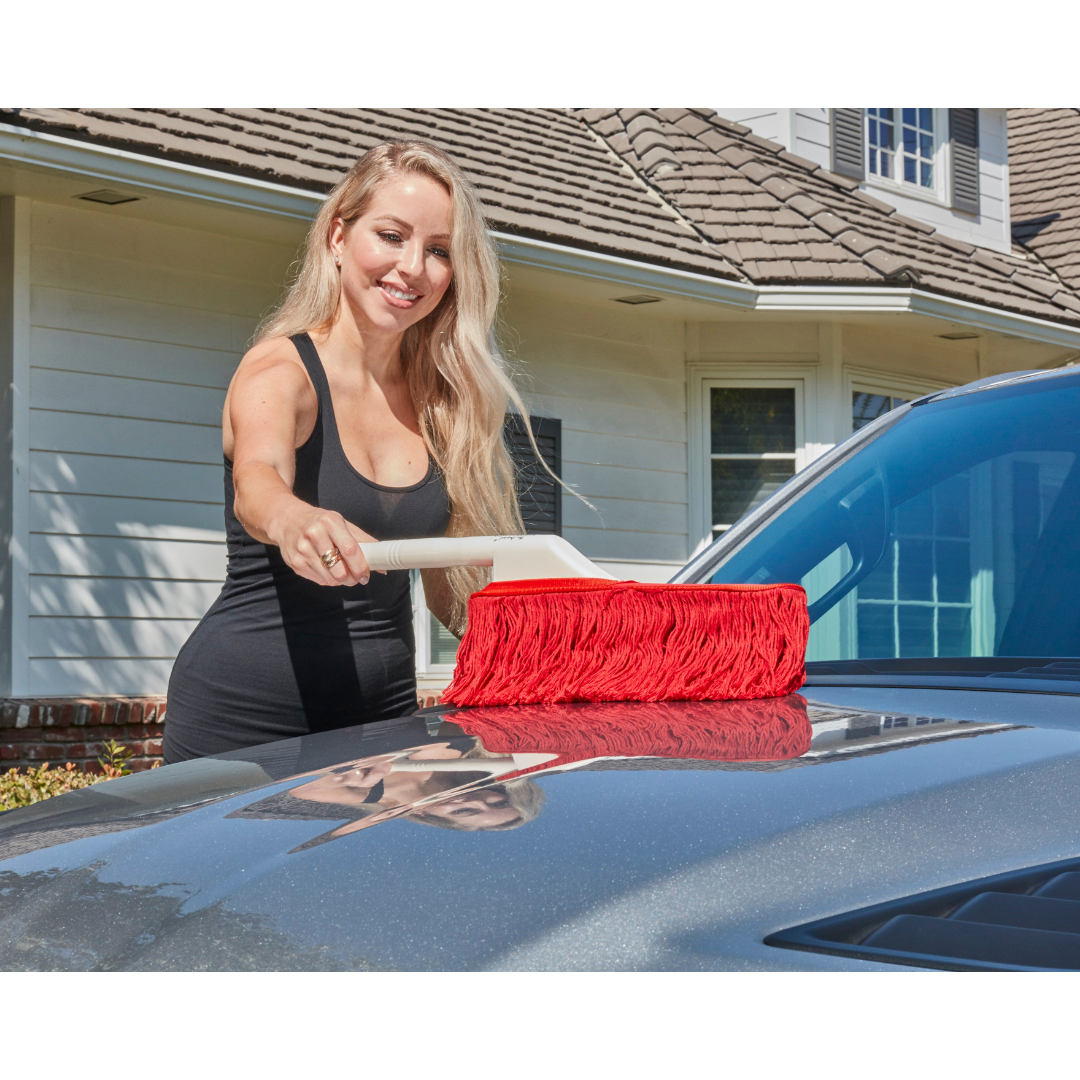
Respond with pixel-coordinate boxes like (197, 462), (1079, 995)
(1, 107), (1079, 708)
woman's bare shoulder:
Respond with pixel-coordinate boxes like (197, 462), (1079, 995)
(235, 336), (310, 383)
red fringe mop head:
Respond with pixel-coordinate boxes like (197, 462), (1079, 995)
(449, 695), (813, 767)
(442, 578), (809, 708)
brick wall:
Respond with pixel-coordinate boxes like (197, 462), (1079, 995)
(0, 698), (166, 773)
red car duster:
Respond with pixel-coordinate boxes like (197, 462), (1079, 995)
(361, 535), (808, 708)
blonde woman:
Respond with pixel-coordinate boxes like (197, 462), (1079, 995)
(164, 142), (527, 763)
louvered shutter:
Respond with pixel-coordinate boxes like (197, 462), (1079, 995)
(504, 415), (562, 535)
(950, 108), (980, 215)
(831, 108), (865, 180)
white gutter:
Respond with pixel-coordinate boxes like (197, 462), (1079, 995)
(0, 122), (322, 220)
(497, 233), (1080, 351)
(5, 121), (1080, 350)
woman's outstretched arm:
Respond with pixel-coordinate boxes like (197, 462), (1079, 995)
(227, 339), (375, 587)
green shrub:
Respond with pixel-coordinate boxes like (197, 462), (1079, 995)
(1, 741), (157, 811)
(0, 761), (104, 810)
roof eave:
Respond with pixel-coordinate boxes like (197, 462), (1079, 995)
(5, 120), (1080, 351)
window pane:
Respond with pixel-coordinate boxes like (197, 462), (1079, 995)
(919, 131), (933, 157)
(880, 108), (894, 122)
(936, 540), (971, 603)
(869, 148), (878, 174)
(904, 156), (916, 184)
(935, 475), (970, 537)
(859, 542), (895, 599)
(898, 538), (934, 600)
(919, 108), (933, 131)
(710, 387), (795, 454)
(853, 391), (891, 430)
(880, 122), (893, 150)
(921, 161), (933, 187)
(711, 459), (795, 529)
(903, 126), (916, 153)
(898, 605), (934, 656)
(430, 619), (460, 665)
(938, 607), (972, 656)
(869, 118), (878, 143)
(858, 603), (895, 657)
(902, 107), (916, 126)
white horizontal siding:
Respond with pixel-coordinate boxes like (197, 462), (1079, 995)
(31, 327), (236, 386)
(794, 109), (831, 170)
(32, 411), (223, 466)
(31, 492), (225, 541)
(714, 109), (784, 143)
(30, 617), (200, 658)
(31, 535), (226, 581)
(31, 367), (227, 426)
(31, 576), (223, 619)
(30, 451), (221, 503)
(507, 298), (688, 566)
(25, 200), (293, 695)
(29, 658), (177, 697)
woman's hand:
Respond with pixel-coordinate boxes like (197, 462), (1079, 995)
(269, 502), (376, 587)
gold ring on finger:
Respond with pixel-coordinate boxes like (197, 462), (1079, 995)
(320, 546), (342, 570)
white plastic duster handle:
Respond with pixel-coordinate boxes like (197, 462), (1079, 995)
(359, 534), (616, 581)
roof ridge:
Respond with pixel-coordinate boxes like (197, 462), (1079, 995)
(572, 110), (747, 279)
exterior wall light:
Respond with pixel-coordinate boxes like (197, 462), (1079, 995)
(75, 189), (142, 205)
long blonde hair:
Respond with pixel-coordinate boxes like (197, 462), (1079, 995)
(257, 141), (532, 632)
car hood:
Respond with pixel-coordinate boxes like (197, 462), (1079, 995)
(2, 686), (1080, 970)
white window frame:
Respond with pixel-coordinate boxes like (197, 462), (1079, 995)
(688, 366), (816, 556)
(864, 107), (950, 207)
(411, 570), (458, 679)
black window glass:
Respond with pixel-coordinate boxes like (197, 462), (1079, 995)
(711, 388), (795, 454)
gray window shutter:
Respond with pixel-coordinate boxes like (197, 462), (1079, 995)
(831, 108), (865, 180)
(950, 108), (980, 215)
(505, 415), (561, 535)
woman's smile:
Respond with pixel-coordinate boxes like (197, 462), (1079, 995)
(377, 279), (422, 307)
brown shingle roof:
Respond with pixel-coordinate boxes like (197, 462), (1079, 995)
(6, 107), (1080, 328)
(586, 109), (1079, 323)
(1009, 108), (1080, 293)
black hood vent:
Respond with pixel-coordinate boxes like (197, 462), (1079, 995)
(766, 856), (1080, 971)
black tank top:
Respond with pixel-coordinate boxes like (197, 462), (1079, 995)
(163, 333), (452, 763)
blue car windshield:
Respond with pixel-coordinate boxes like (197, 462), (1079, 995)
(702, 373), (1080, 668)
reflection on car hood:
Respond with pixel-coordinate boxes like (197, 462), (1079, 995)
(1, 688), (1079, 970)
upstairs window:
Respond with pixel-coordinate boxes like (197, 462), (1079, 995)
(833, 108), (979, 212)
(867, 108), (936, 192)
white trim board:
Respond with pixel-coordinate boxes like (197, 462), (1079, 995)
(2, 124), (1079, 350)
(5, 196), (31, 695)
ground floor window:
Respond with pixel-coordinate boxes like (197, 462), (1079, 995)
(853, 389), (909, 431)
(707, 383), (802, 536)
